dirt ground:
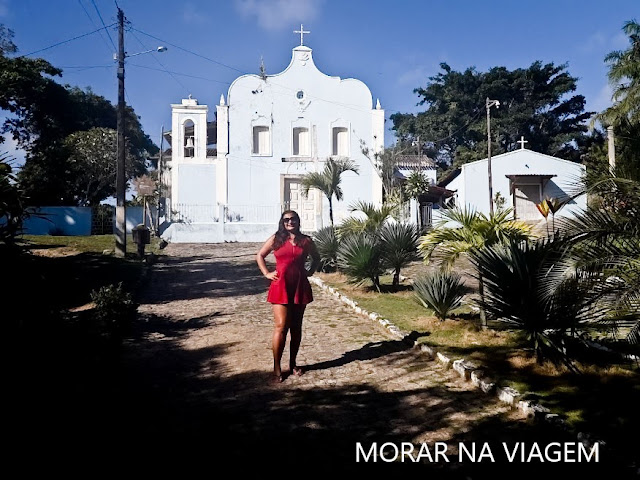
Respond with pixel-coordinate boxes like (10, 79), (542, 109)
(9, 242), (634, 477)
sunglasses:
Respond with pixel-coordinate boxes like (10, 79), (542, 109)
(283, 217), (299, 223)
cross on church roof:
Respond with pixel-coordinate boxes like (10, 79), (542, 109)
(294, 24), (310, 46)
(518, 136), (528, 149)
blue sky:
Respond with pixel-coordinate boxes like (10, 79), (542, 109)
(1, 0), (638, 159)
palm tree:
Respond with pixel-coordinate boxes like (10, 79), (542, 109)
(599, 20), (640, 126)
(403, 171), (431, 228)
(301, 157), (359, 227)
(555, 205), (640, 345)
(418, 206), (534, 326)
(337, 200), (395, 237)
(379, 222), (421, 288)
(469, 238), (603, 369)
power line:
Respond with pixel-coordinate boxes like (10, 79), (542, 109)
(77, 0), (113, 55)
(131, 25), (414, 117)
(90, 0), (117, 52)
(131, 22), (487, 146)
(131, 27), (246, 74)
(127, 63), (232, 86)
(20, 24), (116, 58)
(129, 29), (189, 92)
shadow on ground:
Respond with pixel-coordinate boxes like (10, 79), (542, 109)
(8, 312), (638, 478)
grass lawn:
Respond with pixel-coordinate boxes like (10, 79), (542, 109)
(8, 234), (162, 314)
(315, 267), (639, 460)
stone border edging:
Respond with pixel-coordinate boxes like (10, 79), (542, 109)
(309, 275), (605, 449)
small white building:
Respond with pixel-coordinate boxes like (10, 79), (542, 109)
(439, 146), (587, 221)
(161, 32), (384, 243)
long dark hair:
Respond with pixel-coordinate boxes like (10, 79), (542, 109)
(273, 210), (307, 250)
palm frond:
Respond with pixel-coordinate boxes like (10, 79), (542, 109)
(413, 271), (466, 321)
(336, 233), (383, 291)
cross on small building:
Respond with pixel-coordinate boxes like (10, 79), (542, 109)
(517, 136), (528, 149)
(294, 24), (310, 46)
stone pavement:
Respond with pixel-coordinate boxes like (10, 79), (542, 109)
(106, 243), (592, 475)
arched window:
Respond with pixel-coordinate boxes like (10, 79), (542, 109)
(252, 126), (270, 155)
(332, 127), (349, 156)
(293, 127), (310, 156)
(183, 120), (195, 157)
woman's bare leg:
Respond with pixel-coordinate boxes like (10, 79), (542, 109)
(289, 304), (306, 375)
(272, 304), (289, 381)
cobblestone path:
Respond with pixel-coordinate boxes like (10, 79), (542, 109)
(111, 243), (580, 476)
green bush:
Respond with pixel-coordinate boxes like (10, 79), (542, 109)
(379, 222), (420, 288)
(313, 226), (339, 272)
(413, 271), (466, 321)
(337, 232), (384, 291)
(90, 282), (137, 336)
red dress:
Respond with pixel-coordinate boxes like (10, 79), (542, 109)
(267, 237), (314, 305)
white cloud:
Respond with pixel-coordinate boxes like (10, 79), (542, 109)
(581, 29), (631, 55)
(234, 0), (323, 31)
(610, 31), (629, 50)
(183, 3), (210, 25)
(397, 65), (432, 86)
(590, 82), (613, 113)
(580, 32), (607, 54)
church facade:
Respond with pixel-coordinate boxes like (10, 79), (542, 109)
(161, 36), (385, 243)
(439, 147), (587, 222)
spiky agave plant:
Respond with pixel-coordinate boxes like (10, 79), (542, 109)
(419, 206), (533, 326)
(336, 232), (384, 291)
(469, 238), (607, 369)
(413, 271), (466, 322)
(312, 226), (339, 272)
(379, 222), (420, 288)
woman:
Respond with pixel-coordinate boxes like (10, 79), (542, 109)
(256, 210), (321, 383)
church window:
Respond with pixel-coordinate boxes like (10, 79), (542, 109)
(293, 127), (310, 156)
(184, 120), (195, 157)
(252, 126), (270, 155)
(332, 127), (349, 156)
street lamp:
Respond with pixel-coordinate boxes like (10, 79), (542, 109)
(115, 7), (167, 257)
(486, 97), (500, 216)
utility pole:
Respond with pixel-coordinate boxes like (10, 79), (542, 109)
(607, 125), (616, 174)
(157, 125), (164, 234)
(115, 7), (126, 257)
(486, 98), (500, 216)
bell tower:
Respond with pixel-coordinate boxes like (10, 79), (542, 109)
(171, 95), (208, 161)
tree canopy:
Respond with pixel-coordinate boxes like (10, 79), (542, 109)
(0, 24), (158, 206)
(594, 19), (640, 180)
(391, 61), (593, 176)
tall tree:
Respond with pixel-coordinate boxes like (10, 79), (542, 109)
(301, 157), (359, 227)
(0, 24), (157, 206)
(64, 128), (140, 206)
(595, 20), (640, 180)
(600, 20), (640, 126)
(392, 62), (593, 175)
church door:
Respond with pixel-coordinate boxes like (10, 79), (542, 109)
(283, 177), (318, 232)
(514, 184), (541, 221)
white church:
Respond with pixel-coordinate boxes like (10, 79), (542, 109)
(161, 27), (385, 243)
(438, 141), (587, 222)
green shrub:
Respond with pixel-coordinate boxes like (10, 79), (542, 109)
(337, 232), (384, 291)
(313, 226), (339, 272)
(90, 282), (137, 336)
(413, 271), (466, 321)
(379, 222), (420, 288)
